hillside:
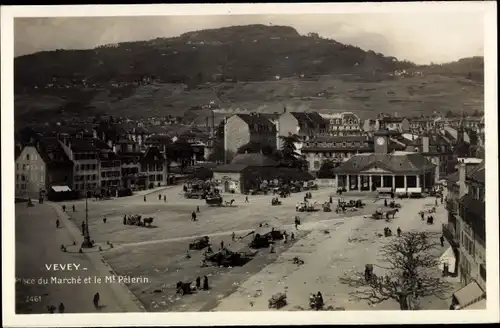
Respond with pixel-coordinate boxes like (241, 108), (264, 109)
(13, 24), (484, 124)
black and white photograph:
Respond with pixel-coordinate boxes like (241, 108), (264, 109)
(1, 2), (498, 327)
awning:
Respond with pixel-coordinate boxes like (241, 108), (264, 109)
(453, 281), (485, 308)
(438, 246), (456, 274)
(377, 187), (392, 193)
(51, 186), (71, 192)
(461, 298), (486, 310)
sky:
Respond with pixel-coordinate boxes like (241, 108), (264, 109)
(14, 13), (485, 64)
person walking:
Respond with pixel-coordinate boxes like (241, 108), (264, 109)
(58, 302), (65, 313)
(56, 219), (60, 229)
(196, 276), (201, 289)
(158, 194), (162, 201)
(103, 217), (107, 224)
(191, 211), (197, 221)
(245, 196), (249, 203)
(72, 205), (76, 212)
(164, 195), (166, 202)
(62, 205), (66, 212)
(232, 232), (235, 242)
(93, 293), (100, 309)
(144, 196), (147, 202)
(196, 206), (200, 213)
(440, 235), (445, 247)
(203, 275), (209, 290)
(397, 227), (402, 237)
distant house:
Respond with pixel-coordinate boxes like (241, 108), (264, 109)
(321, 112), (362, 136)
(278, 111), (328, 142)
(140, 147), (168, 188)
(58, 136), (100, 195)
(224, 113), (277, 161)
(379, 117), (410, 132)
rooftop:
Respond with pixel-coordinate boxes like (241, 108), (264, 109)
(230, 153), (278, 167)
(333, 152), (435, 174)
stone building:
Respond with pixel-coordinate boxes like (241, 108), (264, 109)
(447, 161), (486, 310)
(331, 129), (436, 192)
(301, 135), (373, 172)
(140, 146), (168, 188)
(278, 111), (329, 142)
(321, 112), (362, 136)
(224, 114), (277, 161)
(15, 146), (47, 199)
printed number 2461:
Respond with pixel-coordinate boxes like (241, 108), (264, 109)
(26, 296), (42, 303)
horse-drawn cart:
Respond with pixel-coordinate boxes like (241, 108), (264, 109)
(189, 236), (210, 250)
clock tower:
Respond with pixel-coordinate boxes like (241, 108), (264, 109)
(374, 129), (389, 154)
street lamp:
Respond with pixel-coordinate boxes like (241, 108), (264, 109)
(81, 182), (93, 248)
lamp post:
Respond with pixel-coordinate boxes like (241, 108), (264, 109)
(81, 182), (93, 248)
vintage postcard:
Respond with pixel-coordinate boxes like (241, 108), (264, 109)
(1, 2), (498, 327)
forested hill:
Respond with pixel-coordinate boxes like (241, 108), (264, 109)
(15, 24), (420, 89)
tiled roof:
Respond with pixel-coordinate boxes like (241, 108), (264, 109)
(381, 117), (405, 123)
(332, 152), (435, 174)
(140, 146), (165, 163)
(310, 135), (368, 143)
(235, 114), (276, 131)
(37, 138), (73, 168)
(213, 164), (248, 173)
(466, 161), (485, 184)
(230, 153), (278, 167)
(69, 138), (98, 152)
(290, 112), (327, 127)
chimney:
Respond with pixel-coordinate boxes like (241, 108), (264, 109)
(422, 135), (429, 153)
(458, 161), (467, 197)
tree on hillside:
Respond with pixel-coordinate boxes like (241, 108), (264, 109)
(339, 231), (453, 310)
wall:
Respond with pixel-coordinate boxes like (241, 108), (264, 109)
(277, 112), (299, 138)
(15, 146), (46, 199)
(224, 116), (250, 157)
(213, 172), (242, 193)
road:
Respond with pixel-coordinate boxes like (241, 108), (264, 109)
(15, 203), (140, 313)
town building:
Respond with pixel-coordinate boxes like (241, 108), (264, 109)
(278, 111), (329, 142)
(58, 136), (100, 195)
(120, 152), (146, 190)
(99, 151), (122, 193)
(406, 132), (455, 182)
(330, 129), (436, 192)
(212, 153), (312, 193)
(321, 112), (362, 136)
(379, 117), (410, 132)
(301, 135), (373, 172)
(140, 146), (168, 188)
(362, 119), (380, 134)
(446, 161), (486, 310)
(224, 113), (277, 161)
(15, 146), (47, 199)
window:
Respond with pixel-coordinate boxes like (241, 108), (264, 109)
(16, 164), (19, 170)
(16, 174), (19, 181)
(26, 154), (30, 160)
(22, 164), (26, 170)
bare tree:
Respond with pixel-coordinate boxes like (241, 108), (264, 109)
(339, 231), (453, 310)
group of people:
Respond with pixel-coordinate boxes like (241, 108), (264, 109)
(61, 205), (76, 213)
(47, 293), (100, 313)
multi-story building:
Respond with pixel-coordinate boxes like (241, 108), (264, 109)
(58, 136), (100, 195)
(120, 152), (145, 189)
(448, 161), (486, 310)
(140, 146), (168, 188)
(224, 113), (277, 161)
(409, 117), (436, 133)
(406, 132), (455, 182)
(99, 152), (122, 193)
(278, 111), (328, 142)
(15, 146), (47, 199)
(321, 112), (362, 136)
(301, 136), (373, 172)
(380, 117), (410, 132)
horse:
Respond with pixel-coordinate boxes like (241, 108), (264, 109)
(386, 208), (399, 219)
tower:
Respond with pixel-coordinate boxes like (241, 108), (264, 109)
(373, 129), (389, 154)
